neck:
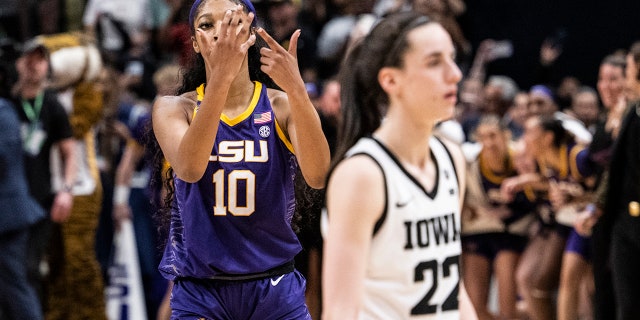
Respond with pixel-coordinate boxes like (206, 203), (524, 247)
(375, 118), (434, 167)
(481, 149), (507, 171)
(16, 81), (44, 99)
(225, 73), (255, 111)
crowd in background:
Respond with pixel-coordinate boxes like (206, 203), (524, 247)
(1, 0), (639, 319)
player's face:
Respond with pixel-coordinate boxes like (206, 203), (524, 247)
(192, 0), (250, 50)
(510, 93), (530, 125)
(16, 50), (49, 85)
(476, 123), (507, 156)
(522, 117), (546, 157)
(597, 63), (625, 109)
(396, 23), (462, 123)
(571, 92), (599, 125)
(625, 54), (640, 100)
(527, 92), (556, 117)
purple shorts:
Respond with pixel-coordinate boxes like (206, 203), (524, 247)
(565, 229), (591, 261)
(461, 232), (528, 261)
(171, 270), (311, 319)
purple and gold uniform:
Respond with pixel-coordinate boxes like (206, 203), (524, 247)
(462, 151), (537, 260)
(160, 82), (310, 319)
(538, 142), (595, 259)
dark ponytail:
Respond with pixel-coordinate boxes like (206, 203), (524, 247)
(331, 12), (432, 171)
(538, 115), (574, 148)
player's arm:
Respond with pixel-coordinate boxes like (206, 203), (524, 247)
(154, 9), (255, 183)
(50, 137), (76, 223)
(269, 89), (330, 189)
(258, 28), (330, 189)
(322, 155), (385, 319)
(112, 139), (145, 229)
(153, 95), (209, 182)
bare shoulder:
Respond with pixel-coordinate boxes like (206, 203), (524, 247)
(328, 154), (385, 204)
(266, 87), (288, 105)
(327, 154), (386, 223)
(152, 92), (198, 124)
(330, 154), (384, 186)
(266, 87), (291, 128)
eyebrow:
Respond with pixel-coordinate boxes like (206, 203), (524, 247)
(195, 12), (213, 22)
(422, 50), (456, 61)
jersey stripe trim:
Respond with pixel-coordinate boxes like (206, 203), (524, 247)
(569, 145), (585, 181)
(348, 152), (388, 236)
(275, 119), (294, 154)
(371, 137), (440, 199)
(221, 82), (263, 126)
(434, 136), (459, 188)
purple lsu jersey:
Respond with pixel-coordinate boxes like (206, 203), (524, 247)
(159, 82), (301, 279)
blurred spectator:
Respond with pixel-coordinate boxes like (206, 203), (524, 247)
(83, 0), (157, 45)
(528, 84), (558, 117)
(155, 0), (192, 66)
(316, 78), (340, 153)
(456, 78), (484, 129)
(95, 65), (130, 283)
(316, 0), (376, 80)
(585, 53), (626, 320)
(461, 75), (518, 141)
(512, 115), (592, 320)
(556, 76), (581, 111)
(11, 38), (77, 315)
(503, 91), (530, 140)
(0, 96), (46, 320)
(111, 63), (180, 319)
(484, 75), (519, 117)
(35, 32), (107, 320)
(265, 0), (318, 83)
(410, 0), (471, 65)
(83, 0), (168, 67)
(594, 41), (640, 320)
(568, 86), (600, 133)
(528, 84), (592, 145)
(461, 115), (536, 320)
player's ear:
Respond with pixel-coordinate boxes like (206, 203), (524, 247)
(192, 36), (200, 54)
(378, 67), (399, 95)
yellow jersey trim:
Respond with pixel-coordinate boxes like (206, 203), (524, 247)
(193, 82), (263, 126)
(478, 151), (514, 185)
(275, 119), (294, 154)
(193, 81), (293, 153)
(569, 145), (585, 181)
(221, 82), (262, 126)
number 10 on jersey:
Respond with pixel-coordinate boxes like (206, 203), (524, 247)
(212, 169), (256, 216)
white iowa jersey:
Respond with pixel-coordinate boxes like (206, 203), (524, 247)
(349, 136), (462, 319)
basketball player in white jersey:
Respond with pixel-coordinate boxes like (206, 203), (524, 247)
(322, 12), (477, 319)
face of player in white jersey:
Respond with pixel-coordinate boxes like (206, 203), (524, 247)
(381, 22), (462, 126)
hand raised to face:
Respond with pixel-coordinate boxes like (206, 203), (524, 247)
(195, 4), (256, 81)
(256, 27), (304, 93)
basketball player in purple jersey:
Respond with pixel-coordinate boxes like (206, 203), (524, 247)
(151, 0), (330, 318)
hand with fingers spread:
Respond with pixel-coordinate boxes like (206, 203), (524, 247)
(257, 28), (305, 93)
(151, 1), (329, 318)
(195, 5), (256, 83)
